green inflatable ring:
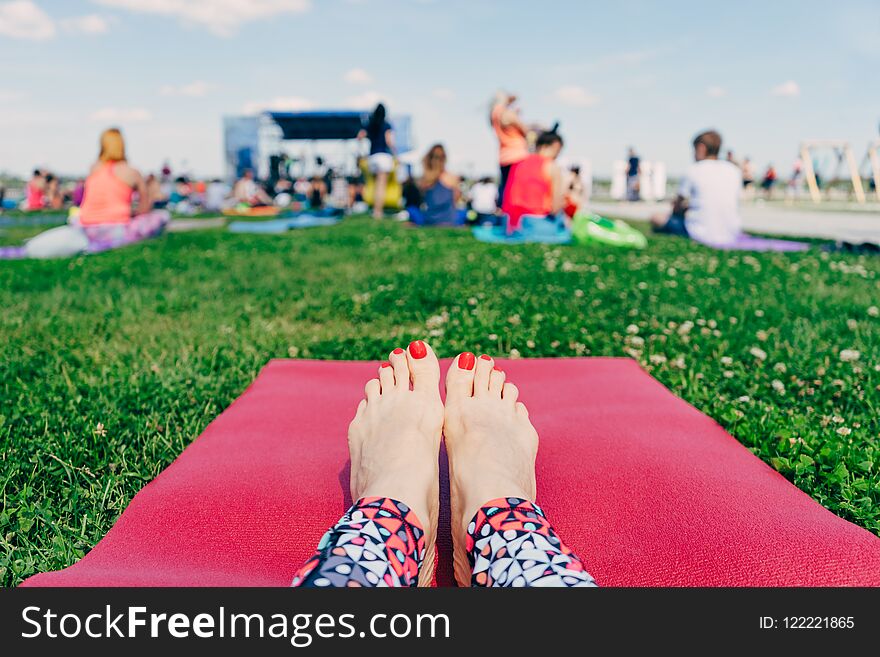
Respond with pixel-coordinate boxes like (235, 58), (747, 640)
(571, 212), (647, 249)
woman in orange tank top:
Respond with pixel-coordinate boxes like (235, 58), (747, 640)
(79, 128), (152, 225)
(490, 92), (529, 208)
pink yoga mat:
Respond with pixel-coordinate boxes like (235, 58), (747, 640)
(22, 358), (880, 587)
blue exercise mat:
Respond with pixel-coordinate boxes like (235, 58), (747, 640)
(472, 215), (572, 245)
(228, 214), (341, 234)
(0, 214), (69, 227)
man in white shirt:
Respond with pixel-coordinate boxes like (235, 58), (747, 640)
(469, 177), (498, 221)
(651, 130), (742, 245)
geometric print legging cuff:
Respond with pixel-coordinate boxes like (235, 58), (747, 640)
(291, 496), (596, 588)
(291, 497), (425, 587)
(467, 497), (596, 587)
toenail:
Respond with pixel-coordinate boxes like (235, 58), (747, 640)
(493, 366), (502, 372)
(409, 340), (427, 359)
(380, 362), (392, 368)
(458, 352), (475, 370)
(480, 354), (492, 361)
(393, 348), (404, 355)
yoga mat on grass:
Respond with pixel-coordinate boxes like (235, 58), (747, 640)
(22, 358), (880, 587)
(701, 233), (811, 252)
(228, 215), (340, 234)
(167, 217), (227, 232)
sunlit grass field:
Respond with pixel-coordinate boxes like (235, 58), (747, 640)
(1, 215), (877, 586)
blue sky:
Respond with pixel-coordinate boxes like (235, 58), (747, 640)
(0, 0), (877, 178)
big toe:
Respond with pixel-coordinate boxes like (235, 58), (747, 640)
(445, 351), (476, 400)
(405, 339), (441, 394)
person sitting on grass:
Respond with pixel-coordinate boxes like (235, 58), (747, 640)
(500, 129), (565, 234)
(308, 175), (327, 210)
(650, 130), (742, 246)
(468, 176), (499, 225)
(410, 143), (463, 226)
(233, 169), (273, 207)
(24, 169), (46, 211)
(74, 128), (169, 248)
(290, 340), (596, 588)
(1, 128), (169, 259)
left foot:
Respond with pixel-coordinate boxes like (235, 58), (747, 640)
(347, 340), (443, 586)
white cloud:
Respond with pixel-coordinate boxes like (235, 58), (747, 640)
(242, 96), (315, 114)
(554, 85), (599, 108)
(771, 80), (800, 97)
(0, 0), (56, 40)
(160, 80), (213, 97)
(90, 107), (153, 123)
(93, 0), (311, 37)
(343, 67), (373, 85)
(706, 85), (726, 98)
(343, 90), (388, 109)
(61, 13), (111, 34)
(431, 87), (455, 101)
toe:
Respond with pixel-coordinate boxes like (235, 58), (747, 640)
(378, 361), (395, 391)
(445, 351), (476, 399)
(406, 340), (441, 393)
(473, 354), (494, 396)
(515, 401), (529, 417)
(389, 347), (409, 388)
(501, 381), (518, 406)
(489, 366), (505, 397)
(365, 378), (381, 401)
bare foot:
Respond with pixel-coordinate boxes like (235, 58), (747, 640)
(347, 339), (443, 586)
(443, 352), (539, 586)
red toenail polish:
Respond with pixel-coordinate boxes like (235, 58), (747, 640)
(493, 366), (502, 372)
(480, 354), (492, 361)
(393, 348), (404, 355)
(459, 352), (475, 370)
(409, 340), (427, 359)
(381, 362), (392, 368)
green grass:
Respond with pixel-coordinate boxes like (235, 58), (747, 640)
(1, 216), (878, 586)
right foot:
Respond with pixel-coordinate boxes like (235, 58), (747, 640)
(347, 340), (443, 586)
(443, 352), (539, 586)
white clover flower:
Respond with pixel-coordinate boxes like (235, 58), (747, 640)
(509, 348), (522, 359)
(756, 330), (768, 342)
(831, 415), (845, 424)
(836, 427), (852, 436)
(628, 336), (645, 348)
(736, 395), (751, 403)
(755, 309), (764, 317)
(846, 319), (858, 330)
(720, 356), (733, 366)
(526, 340), (536, 348)
(771, 379), (785, 394)
(773, 363), (787, 374)
(626, 324), (639, 334)
(839, 349), (861, 362)
(750, 347), (767, 361)
(649, 354), (667, 365)
(868, 306), (879, 317)
(723, 370), (734, 378)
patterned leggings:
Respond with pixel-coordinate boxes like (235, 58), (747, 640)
(291, 496), (596, 588)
